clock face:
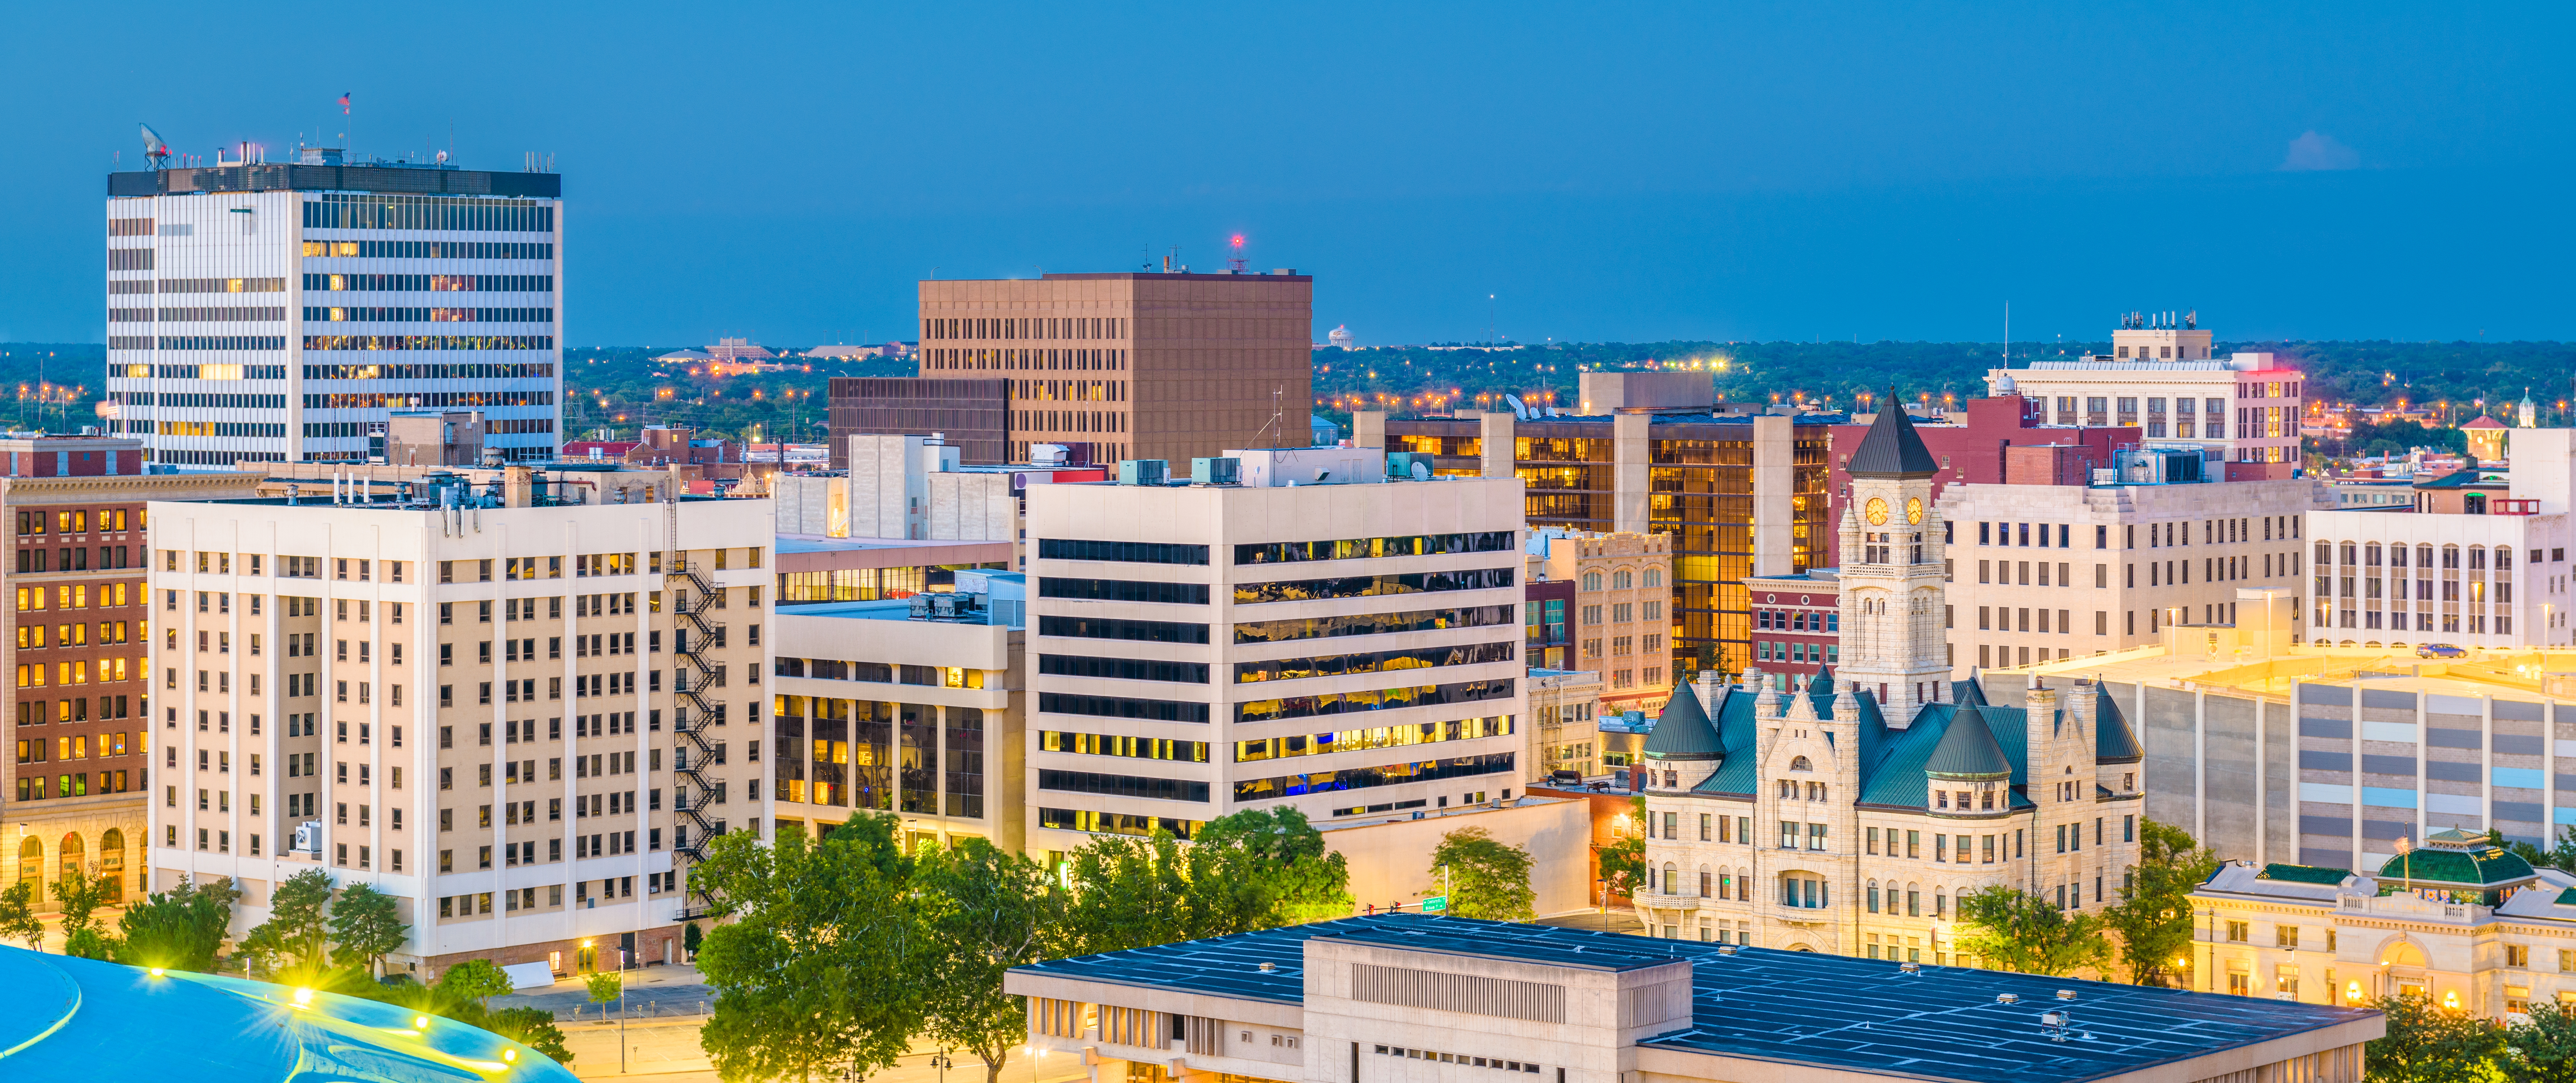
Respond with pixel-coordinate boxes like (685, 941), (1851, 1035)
(1864, 497), (1889, 526)
(1905, 497), (1924, 525)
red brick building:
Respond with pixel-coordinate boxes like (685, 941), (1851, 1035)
(1824, 396), (2138, 567)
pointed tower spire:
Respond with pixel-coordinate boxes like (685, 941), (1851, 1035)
(1848, 388), (1940, 479)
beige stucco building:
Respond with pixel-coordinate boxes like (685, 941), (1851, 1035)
(147, 476), (772, 974)
(1939, 467), (2326, 675)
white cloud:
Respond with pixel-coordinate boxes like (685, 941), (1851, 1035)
(2280, 130), (2360, 172)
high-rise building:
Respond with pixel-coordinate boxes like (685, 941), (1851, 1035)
(826, 378), (1012, 467)
(916, 272), (1313, 466)
(145, 478), (772, 973)
(105, 148), (562, 467)
(1022, 448), (1523, 851)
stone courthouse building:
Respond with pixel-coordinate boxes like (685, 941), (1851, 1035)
(1632, 405), (2145, 961)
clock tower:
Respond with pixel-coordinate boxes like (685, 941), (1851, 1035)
(1836, 399), (1950, 727)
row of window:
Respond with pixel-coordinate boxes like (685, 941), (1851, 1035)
(1756, 641), (1834, 665)
(109, 307), (288, 323)
(1037, 578), (1210, 605)
(924, 316), (1125, 341)
(1235, 531), (1517, 565)
(106, 391), (289, 408)
(114, 277), (286, 295)
(2321, 542), (2545, 571)
(302, 334), (553, 351)
(1037, 539), (1208, 565)
(109, 336), (287, 351)
(1232, 752), (1515, 801)
(1038, 731), (1210, 762)
(17, 508), (138, 537)
(1038, 654), (1209, 684)
(304, 362), (555, 380)
(1035, 692), (1210, 723)
(1038, 769), (1210, 803)
(305, 307), (553, 323)
(17, 620), (138, 649)
(1235, 568), (1516, 605)
(770, 660), (984, 688)
(1233, 640), (1515, 684)
(304, 194), (556, 234)
(923, 348), (1126, 373)
(1232, 715), (1514, 763)
(1037, 615), (1209, 645)
(305, 391), (554, 408)
(304, 273), (555, 293)
(1236, 677), (1515, 723)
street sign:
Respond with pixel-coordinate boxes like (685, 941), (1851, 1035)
(1420, 896), (1449, 913)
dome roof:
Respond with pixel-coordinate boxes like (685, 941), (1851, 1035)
(2375, 829), (2535, 887)
(1991, 372), (2018, 394)
(0, 946), (578, 1079)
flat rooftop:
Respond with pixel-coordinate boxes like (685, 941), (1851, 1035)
(2026, 642), (2576, 704)
(1013, 914), (2372, 1083)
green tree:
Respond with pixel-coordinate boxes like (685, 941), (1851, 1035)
(2102, 819), (2219, 986)
(485, 1006), (575, 1065)
(1596, 796), (1646, 898)
(2507, 998), (2576, 1083)
(917, 838), (1066, 1083)
(0, 880), (43, 950)
(682, 921), (703, 957)
(49, 863), (110, 943)
(1193, 807), (1353, 924)
(64, 927), (114, 960)
(586, 969), (624, 1007)
(1430, 828), (1535, 921)
(1062, 831), (1198, 954)
(326, 882), (409, 975)
(111, 876), (241, 972)
(2369, 994), (2506, 1083)
(240, 868), (334, 974)
(1953, 886), (2110, 977)
(437, 958), (515, 1009)
(694, 812), (927, 1083)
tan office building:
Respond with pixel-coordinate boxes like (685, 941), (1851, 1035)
(917, 272), (1313, 466)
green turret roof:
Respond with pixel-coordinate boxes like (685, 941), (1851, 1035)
(1922, 705), (2012, 778)
(1642, 683), (1723, 761)
(2094, 682), (2143, 763)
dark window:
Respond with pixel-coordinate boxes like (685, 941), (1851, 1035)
(1038, 578), (1210, 605)
(1038, 539), (1211, 565)
(1038, 655), (1210, 684)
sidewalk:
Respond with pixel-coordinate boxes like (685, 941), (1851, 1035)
(560, 1028), (1095, 1083)
(495, 961), (716, 1021)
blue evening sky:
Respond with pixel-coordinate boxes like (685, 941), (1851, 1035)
(2, 2), (2568, 346)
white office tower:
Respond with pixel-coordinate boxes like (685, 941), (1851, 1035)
(106, 145), (562, 467)
(147, 476), (773, 972)
(1023, 449), (1526, 850)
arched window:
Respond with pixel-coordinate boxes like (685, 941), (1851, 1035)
(59, 832), (83, 885)
(1736, 867), (1750, 900)
(1867, 879), (1880, 913)
(16, 836), (39, 892)
(1698, 866), (1712, 897)
(1662, 863), (1678, 895)
(2340, 542), (2357, 566)
(1582, 572), (1603, 591)
(1789, 756), (1812, 772)
(1612, 570), (1633, 590)
(1934, 888), (1948, 919)
(2443, 544), (2461, 569)
(1905, 882), (1922, 917)
(1644, 568), (1662, 587)
(97, 829), (124, 903)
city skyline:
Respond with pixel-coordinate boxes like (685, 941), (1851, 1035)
(1, 4), (2569, 348)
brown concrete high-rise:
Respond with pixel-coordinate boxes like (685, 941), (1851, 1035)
(917, 271), (1312, 466)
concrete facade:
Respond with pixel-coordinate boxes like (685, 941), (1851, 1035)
(1529, 531), (1673, 716)
(2307, 429), (2576, 649)
(144, 486), (773, 974)
(1940, 475), (2329, 676)
(1988, 317), (2303, 467)
(917, 272), (1313, 467)
(769, 591), (1025, 852)
(1021, 465), (1526, 854)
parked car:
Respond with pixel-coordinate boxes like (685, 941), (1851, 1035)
(2416, 643), (2469, 659)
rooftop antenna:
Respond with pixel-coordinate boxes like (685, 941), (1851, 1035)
(139, 123), (171, 170)
(1227, 234), (1248, 273)
(1254, 385), (1286, 447)
(2003, 300), (2010, 365)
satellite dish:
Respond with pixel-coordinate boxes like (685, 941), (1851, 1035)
(1504, 394), (1527, 419)
(138, 123), (171, 168)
